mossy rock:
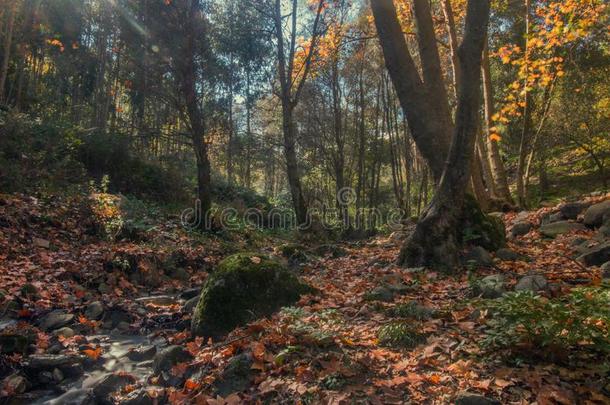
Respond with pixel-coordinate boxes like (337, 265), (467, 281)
(191, 253), (313, 338)
(460, 195), (506, 251)
(278, 243), (306, 258)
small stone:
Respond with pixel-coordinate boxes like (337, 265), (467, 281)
(33, 237), (50, 248)
(583, 200), (610, 228)
(548, 212), (564, 223)
(153, 345), (193, 373)
(365, 286), (394, 302)
(92, 373), (136, 405)
(560, 202), (588, 220)
(515, 274), (548, 292)
(464, 246), (493, 267)
(54, 327), (75, 338)
(601, 262), (610, 279)
(52, 368), (64, 382)
(20, 283), (38, 297)
(495, 248), (521, 261)
(85, 301), (104, 320)
(182, 296), (199, 312)
(455, 392), (501, 405)
(213, 353), (254, 397)
(474, 275), (506, 299)
(179, 288), (201, 300)
(98, 283), (111, 294)
(539, 221), (586, 238)
(2, 374), (28, 395)
(125, 345), (157, 362)
(577, 241), (610, 267)
(40, 310), (74, 331)
(570, 237), (588, 247)
(510, 222), (532, 238)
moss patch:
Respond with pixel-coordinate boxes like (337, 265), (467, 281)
(460, 194), (506, 251)
(191, 253), (312, 338)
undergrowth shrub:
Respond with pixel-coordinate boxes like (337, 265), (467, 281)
(377, 322), (425, 348)
(482, 288), (610, 359)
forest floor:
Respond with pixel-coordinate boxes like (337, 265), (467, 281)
(0, 192), (609, 404)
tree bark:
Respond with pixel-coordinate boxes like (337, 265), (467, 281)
(0, 0), (17, 105)
(516, 0), (531, 208)
(482, 41), (513, 203)
(398, 0), (490, 270)
(370, 0), (450, 182)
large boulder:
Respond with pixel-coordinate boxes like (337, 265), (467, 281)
(583, 200), (610, 228)
(191, 253), (312, 338)
(455, 393), (501, 405)
(577, 241), (610, 267)
(539, 221), (586, 238)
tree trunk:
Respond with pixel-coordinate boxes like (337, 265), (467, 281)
(0, 0), (17, 105)
(482, 41), (513, 203)
(398, 0), (490, 270)
(371, 0), (450, 182)
(516, 0), (531, 208)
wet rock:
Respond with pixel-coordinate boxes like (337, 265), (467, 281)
(539, 221), (586, 238)
(2, 373), (29, 395)
(182, 296), (199, 312)
(515, 274), (548, 293)
(85, 301), (104, 320)
(52, 368), (64, 382)
(25, 354), (86, 378)
(104, 309), (133, 329)
(495, 248), (521, 262)
(54, 327), (75, 338)
(0, 332), (34, 354)
(464, 246), (493, 267)
(120, 388), (164, 405)
(92, 373), (136, 405)
(510, 222), (532, 238)
(153, 345), (193, 373)
(583, 200), (610, 228)
(473, 275), (505, 299)
(213, 353), (254, 397)
(577, 241), (610, 267)
(180, 288), (200, 300)
(40, 310), (74, 331)
(455, 393), (501, 405)
(598, 224), (610, 239)
(364, 286), (394, 302)
(560, 202), (588, 220)
(125, 345), (157, 362)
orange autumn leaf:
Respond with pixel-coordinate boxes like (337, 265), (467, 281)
(184, 378), (200, 391)
(82, 346), (102, 360)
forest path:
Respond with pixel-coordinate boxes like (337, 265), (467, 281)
(1, 193), (609, 404)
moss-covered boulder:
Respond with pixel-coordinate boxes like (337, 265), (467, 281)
(460, 195), (506, 251)
(191, 253), (312, 338)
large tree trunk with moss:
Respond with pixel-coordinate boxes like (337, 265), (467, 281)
(397, 0), (491, 270)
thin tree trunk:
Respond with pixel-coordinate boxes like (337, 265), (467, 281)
(482, 41), (513, 203)
(0, 0), (17, 105)
(516, 0), (532, 208)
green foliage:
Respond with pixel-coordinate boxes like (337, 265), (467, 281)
(377, 322), (425, 349)
(0, 111), (86, 192)
(387, 301), (435, 321)
(482, 288), (610, 358)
